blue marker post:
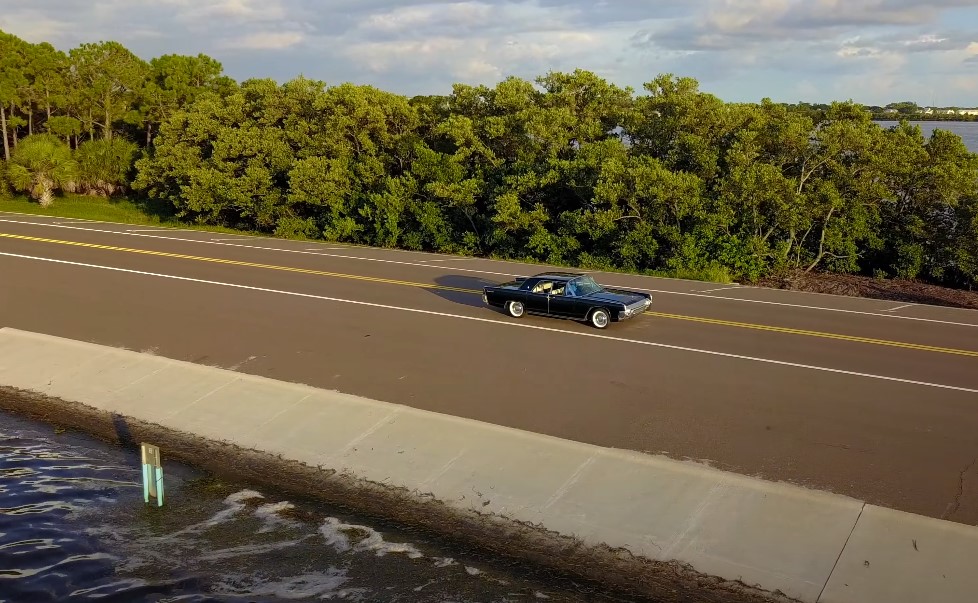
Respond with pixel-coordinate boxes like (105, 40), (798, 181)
(140, 442), (164, 507)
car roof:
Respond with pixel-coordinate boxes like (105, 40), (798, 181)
(529, 271), (587, 281)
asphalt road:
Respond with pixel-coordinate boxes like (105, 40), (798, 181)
(1, 211), (977, 525)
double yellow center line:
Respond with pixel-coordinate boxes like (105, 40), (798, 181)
(2, 231), (976, 358)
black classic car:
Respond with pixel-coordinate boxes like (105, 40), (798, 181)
(482, 272), (652, 329)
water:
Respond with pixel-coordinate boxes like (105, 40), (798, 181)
(874, 120), (978, 153)
(0, 412), (640, 603)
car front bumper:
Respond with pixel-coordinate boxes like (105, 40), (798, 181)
(618, 298), (651, 321)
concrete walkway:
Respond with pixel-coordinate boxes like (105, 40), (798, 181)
(0, 326), (974, 602)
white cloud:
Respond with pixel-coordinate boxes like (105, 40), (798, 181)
(161, 0), (288, 23)
(0, 8), (72, 41)
(360, 2), (493, 34)
(220, 31), (304, 50)
(342, 28), (608, 85)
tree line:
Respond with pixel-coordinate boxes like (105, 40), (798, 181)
(2, 29), (977, 289)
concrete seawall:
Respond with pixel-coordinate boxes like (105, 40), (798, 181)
(0, 327), (975, 603)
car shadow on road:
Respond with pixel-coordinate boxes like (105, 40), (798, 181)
(432, 275), (504, 309)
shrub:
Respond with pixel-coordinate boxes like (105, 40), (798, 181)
(76, 138), (139, 196)
(7, 134), (78, 206)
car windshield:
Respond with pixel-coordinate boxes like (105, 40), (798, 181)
(568, 275), (602, 296)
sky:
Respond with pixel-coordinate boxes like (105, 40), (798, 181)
(1, 0), (977, 106)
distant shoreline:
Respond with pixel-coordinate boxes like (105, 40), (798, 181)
(870, 116), (978, 123)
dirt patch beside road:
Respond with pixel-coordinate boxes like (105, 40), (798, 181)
(756, 271), (978, 310)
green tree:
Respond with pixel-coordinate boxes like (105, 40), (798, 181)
(0, 159), (11, 199)
(27, 41), (68, 124)
(68, 41), (148, 140)
(134, 53), (235, 145)
(629, 74), (751, 183)
(133, 78), (294, 229)
(288, 81), (421, 242)
(951, 195), (978, 288)
(46, 116), (83, 147)
(0, 31), (30, 161)
(873, 122), (978, 281)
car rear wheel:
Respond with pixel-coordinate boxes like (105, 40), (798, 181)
(506, 300), (525, 318)
(589, 308), (610, 329)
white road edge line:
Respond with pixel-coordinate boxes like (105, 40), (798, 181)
(3, 249), (977, 395)
(3, 216), (978, 329)
(696, 286), (742, 293)
(884, 304), (915, 312)
(126, 228), (198, 233)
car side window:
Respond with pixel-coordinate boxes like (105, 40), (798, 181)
(531, 280), (553, 295)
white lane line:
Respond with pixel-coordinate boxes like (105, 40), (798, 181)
(884, 304), (915, 312)
(127, 228), (197, 233)
(3, 249), (978, 395)
(696, 286), (741, 293)
(2, 216), (978, 328)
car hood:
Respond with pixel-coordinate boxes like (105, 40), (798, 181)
(582, 290), (647, 305)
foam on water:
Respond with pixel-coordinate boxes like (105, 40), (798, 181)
(319, 516), (424, 559)
(254, 500), (302, 533)
(212, 569), (351, 599)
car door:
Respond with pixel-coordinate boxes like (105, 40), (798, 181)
(525, 280), (554, 313)
(547, 281), (579, 317)
(551, 278), (589, 319)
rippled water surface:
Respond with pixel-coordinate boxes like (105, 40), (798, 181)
(874, 120), (978, 152)
(0, 413), (637, 602)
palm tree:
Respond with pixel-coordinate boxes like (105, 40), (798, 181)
(7, 133), (78, 206)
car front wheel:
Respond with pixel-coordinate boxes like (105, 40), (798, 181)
(506, 300), (525, 318)
(589, 308), (610, 329)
